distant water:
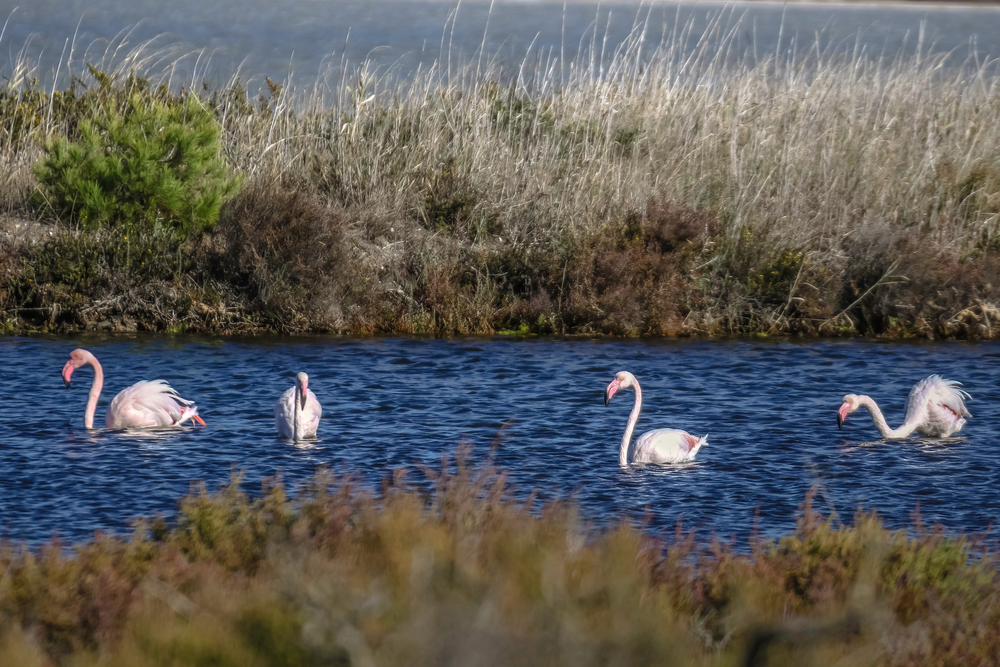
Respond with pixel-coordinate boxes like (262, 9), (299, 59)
(2, 336), (999, 545)
(0, 1), (999, 89)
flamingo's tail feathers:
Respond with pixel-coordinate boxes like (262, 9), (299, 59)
(174, 406), (204, 427)
(683, 432), (708, 460)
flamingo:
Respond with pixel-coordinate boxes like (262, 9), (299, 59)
(837, 375), (971, 439)
(604, 371), (707, 465)
(61, 348), (206, 429)
(274, 372), (322, 440)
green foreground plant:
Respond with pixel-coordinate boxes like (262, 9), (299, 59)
(0, 445), (996, 666)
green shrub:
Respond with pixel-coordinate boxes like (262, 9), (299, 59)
(32, 93), (240, 239)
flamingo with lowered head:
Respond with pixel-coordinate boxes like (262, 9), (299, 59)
(604, 371), (707, 465)
(274, 372), (322, 440)
(837, 375), (971, 439)
(62, 348), (206, 429)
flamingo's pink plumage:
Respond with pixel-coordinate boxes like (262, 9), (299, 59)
(274, 371), (322, 440)
(604, 371), (707, 465)
(62, 349), (205, 430)
(837, 375), (970, 438)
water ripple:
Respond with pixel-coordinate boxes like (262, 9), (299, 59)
(2, 336), (999, 544)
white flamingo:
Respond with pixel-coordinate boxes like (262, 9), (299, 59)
(61, 348), (205, 430)
(837, 375), (971, 438)
(604, 371), (707, 465)
(275, 372), (322, 440)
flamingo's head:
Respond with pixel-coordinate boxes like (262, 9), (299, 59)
(838, 394), (860, 429)
(605, 371), (636, 406)
(62, 349), (90, 388)
(296, 372), (309, 410)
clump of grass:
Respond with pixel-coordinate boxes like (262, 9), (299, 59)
(1, 12), (1000, 336)
(0, 446), (999, 666)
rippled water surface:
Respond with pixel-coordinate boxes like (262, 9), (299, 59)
(2, 1), (1000, 85)
(2, 336), (1000, 544)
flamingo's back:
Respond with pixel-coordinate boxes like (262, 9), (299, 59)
(906, 375), (971, 437)
(632, 429), (707, 463)
(106, 380), (202, 429)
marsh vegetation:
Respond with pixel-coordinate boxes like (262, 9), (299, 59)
(2, 16), (1000, 337)
(0, 446), (997, 666)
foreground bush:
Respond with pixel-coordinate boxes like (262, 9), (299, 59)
(0, 447), (997, 666)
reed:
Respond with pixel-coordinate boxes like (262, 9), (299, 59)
(2, 12), (1000, 336)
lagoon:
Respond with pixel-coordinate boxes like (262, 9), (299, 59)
(3, 335), (999, 544)
(2, 1), (1000, 87)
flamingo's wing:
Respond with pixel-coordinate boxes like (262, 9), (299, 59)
(106, 380), (201, 429)
(907, 375), (971, 436)
(274, 386), (296, 438)
(633, 429), (707, 463)
(908, 376), (971, 416)
(300, 390), (323, 438)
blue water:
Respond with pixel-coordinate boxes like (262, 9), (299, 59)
(2, 336), (999, 544)
(1, 1), (999, 87)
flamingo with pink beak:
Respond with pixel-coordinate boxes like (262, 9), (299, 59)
(837, 375), (970, 439)
(274, 371), (322, 441)
(62, 348), (206, 430)
(604, 371), (707, 466)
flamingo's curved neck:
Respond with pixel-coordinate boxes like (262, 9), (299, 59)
(858, 395), (917, 439)
(82, 353), (104, 430)
(293, 387), (301, 441)
(620, 381), (643, 466)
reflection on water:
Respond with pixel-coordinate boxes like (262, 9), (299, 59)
(2, 335), (999, 544)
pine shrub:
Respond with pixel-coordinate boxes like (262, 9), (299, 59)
(32, 93), (240, 239)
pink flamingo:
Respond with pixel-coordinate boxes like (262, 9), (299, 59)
(274, 372), (322, 440)
(604, 371), (707, 465)
(837, 375), (971, 438)
(61, 349), (206, 430)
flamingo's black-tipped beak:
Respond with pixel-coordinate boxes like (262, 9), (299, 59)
(298, 379), (308, 410)
(837, 403), (851, 430)
(604, 379), (621, 407)
(64, 378), (71, 389)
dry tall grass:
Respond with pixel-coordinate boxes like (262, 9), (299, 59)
(3, 13), (1000, 336)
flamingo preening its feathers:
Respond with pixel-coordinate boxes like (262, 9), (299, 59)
(274, 372), (322, 440)
(62, 349), (206, 429)
(604, 371), (707, 465)
(837, 375), (971, 439)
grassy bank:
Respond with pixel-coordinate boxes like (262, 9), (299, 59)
(2, 18), (1000, 338)
(0, 446), (997, 666)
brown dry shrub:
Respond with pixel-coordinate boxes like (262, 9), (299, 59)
(558, 230), (687, 335)
(415, 259), (501, 334)
(553, 199), (718, 335)
(642, 196), (723, 254)
(508, 290), (556, 333)
(210, 177), (358, 329)
(838, 228), (1000, 337)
